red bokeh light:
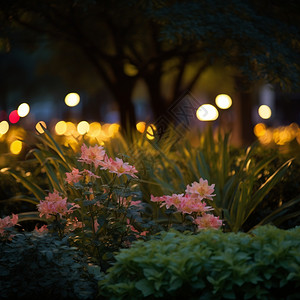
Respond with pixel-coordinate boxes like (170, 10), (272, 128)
(9, 110), (20, 124)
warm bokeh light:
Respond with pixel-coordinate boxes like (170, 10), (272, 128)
(55, 121), (67, 135)
(77, 121), (90, 135)
(87, 122), (102, 137)
(0, 120), (9, 135)
(146, 124), (156, 140)
(108, 123), (120, 136)
(9, 110), (20, 124)
(215, 94), (232, 109)
(123, 63), (138, 76)
(136, 121), (146, 133)
(36, 121), (47, 133)
(196, 104), (219, 121)
(17, 103), (30, 117)
(258, 105), (272, 119)
(65, 122), (78, 137)
(253, 123), (267, 137)
(10, 140), (22, 155)
(65, 93), (80, 107)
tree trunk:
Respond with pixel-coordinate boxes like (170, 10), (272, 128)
(233, 76), (256, 147)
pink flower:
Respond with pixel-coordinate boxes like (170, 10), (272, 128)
(194, 213), (223, 230)
(37, 190), (79, 219)
(150, 194), (170, 203)
(78, 144), (106, 169)
(34, 225), (48, 235)
(66, 168), (82, 184)
(185, 178), (215, 200)
(65, 217), (84, 232)
(164, 194), (185, 209)
(100, 156), (138, 178)
(0, 214), (18, 236)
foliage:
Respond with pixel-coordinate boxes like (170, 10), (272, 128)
(4, 125), (300, 237)
(99, 225), (300, 299)
(0, 231), (100, 300)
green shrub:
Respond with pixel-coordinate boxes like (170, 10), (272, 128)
(99, 225), (300, 299)
(0, 232), (101, 299)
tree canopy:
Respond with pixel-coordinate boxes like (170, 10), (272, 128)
(1, 0), (299, 133)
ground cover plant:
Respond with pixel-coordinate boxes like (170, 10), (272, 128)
(100, 226), (300, 299)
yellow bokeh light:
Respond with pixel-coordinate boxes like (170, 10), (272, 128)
(10, 140), (22, 155)
(146, 124), (156, 140)
(215, 94), (232, 109)
(253, 123), (266, 137)
(77, 121), (90, 135)
(87, 122), (102, 137)
(55, 121), (67, 135)
(258, 105), (272, 119)
(65, 93), (80, 107)
(136, 121), (146, 133)
(196, 104), (219, 121)
(258, 129), (273, 145)
(36, 121), (47, 133)
(108, 123), (120, 136)
(123, 63), (138, 77)
(65, 122), (77, 136)
(17, 103), (30, 117)
(0, 120), (9, 134)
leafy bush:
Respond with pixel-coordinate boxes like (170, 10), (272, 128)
(99, 225), (300, 299)
(0, 232), (101, 299)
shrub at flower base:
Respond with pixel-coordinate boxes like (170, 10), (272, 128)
(151, 178), (222, 231)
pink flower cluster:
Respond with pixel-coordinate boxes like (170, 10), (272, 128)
(76, 144), (138, 178)
(151, 178), (222, 230)
(65, 168), (100, 185)
(0, 214), (18, 236)
(37, 190), (79, 219)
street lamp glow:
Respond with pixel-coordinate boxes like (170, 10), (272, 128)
(146, 124), (156, 140)
(65, 93), (80, 107)
(10, 140), (22, 155)
(17, 103), (30, 117)
(0, 121), (9, 134)
(136, 121), (146, 133)
(215, 94), (232, 109)
(36, 121), (47, 133)
(55, 121), (67, 135)
(258, 105), (272, 119)
(196, 104), (219, 121)
(77, 121), (90, 135)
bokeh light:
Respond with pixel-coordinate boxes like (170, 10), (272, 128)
(87, 122), (102, 137)
(17, 103), (30, 117)
(9, 110), (20, 124)
(258, 105), (272, 119)
(77, 121), (90, 135)
(253, 123), (266, 137)
(136, 121), (146, 133)
(196, 104), (219, 121)
(65, 93), (80, 107)
(10, 140), (22, 155)
(0, 121), (9, 135)
(215, 94), (232, 109)
(108, 123), (120, 136)
(146, 124), (156, 140)
(35, 121), (47, 133)
(65, 122), (79, 137)
(55, 121), (67, 135)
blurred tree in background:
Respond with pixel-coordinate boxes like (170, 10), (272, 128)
(0, 0), (299, 142)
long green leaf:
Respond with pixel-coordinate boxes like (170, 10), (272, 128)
(5, 169), (46, 200)
(244, 158), (293, 225)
